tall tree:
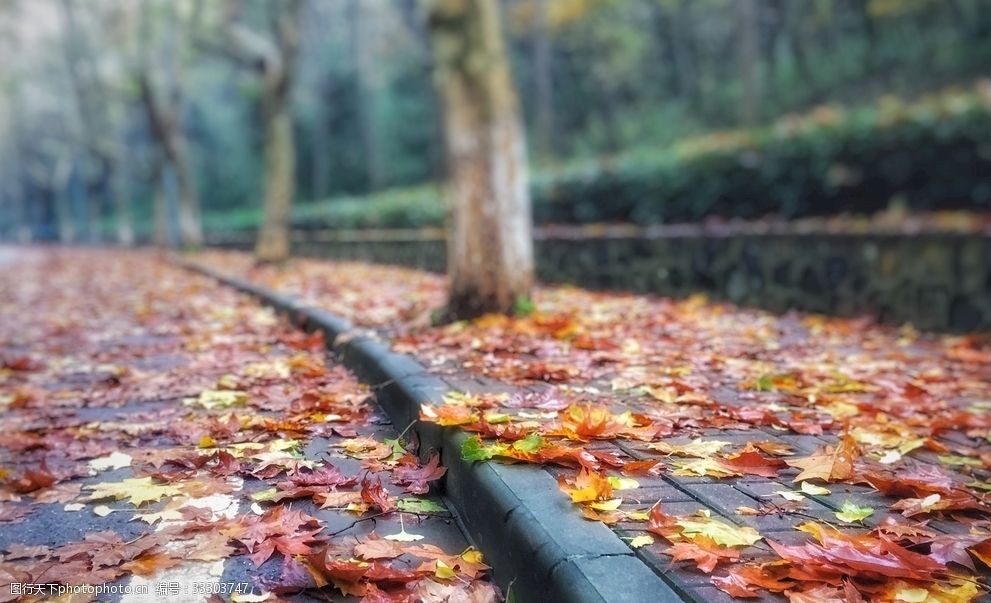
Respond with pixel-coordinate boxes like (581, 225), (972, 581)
(151, 161), (171, 248)
(426, 0), (534, 319)
(57, 0), (133, 246)
(136, 0), (202, 248)
(217, 0), (302, 263)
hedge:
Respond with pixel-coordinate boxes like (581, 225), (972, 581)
(287, 82), (991, 230)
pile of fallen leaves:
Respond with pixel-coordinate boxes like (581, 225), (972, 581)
(0, 248), (496, 602)
(196, 250), (991, 601)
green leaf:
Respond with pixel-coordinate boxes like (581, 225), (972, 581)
(249, 488), (279, 502)
(511, 433), (544, 453)
(461, 436), (504, 462)
(397, 497), (447, 514)
(937, 454), (982, 467)
(608, 476), (640, 491)
(513, 296), (535, 317)
(966, 480), (991, 492)
(834, 500), (873, 523)
(383, 438), (407, 462)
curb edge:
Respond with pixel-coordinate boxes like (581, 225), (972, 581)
(180, 258), (686, 603)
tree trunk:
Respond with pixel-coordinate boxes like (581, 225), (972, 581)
(427, 0), (534, 319)
(58, 0), (123, 246)
(138, 88), (203, 248)
(172, 138), (202, 247)
(152, 159), (169, 247)
(254, 83), (296, 263)
(137, 2), (203, 250)
(111, 169), (134, 246)
(85, 186), (101, 244)
(54, 157), (76, 244)
(216, 0), (301, 264)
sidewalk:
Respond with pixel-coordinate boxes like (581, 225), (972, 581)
(0, 248), (497, 603)
(193, 250), (991, 602)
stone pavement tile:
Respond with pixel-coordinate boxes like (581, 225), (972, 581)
(681, 483), (816, 534)
(616, 483), (697, 507)
(735, 481), (841, 516)
(665, 471), (776, 486)
(757, 432), (835, 454)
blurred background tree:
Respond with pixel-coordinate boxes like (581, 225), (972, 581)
(427, 0), (534, 319)
(0, 0), (990, 242)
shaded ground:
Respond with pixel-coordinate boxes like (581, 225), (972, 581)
(196, 250), (991, 601)
(0, 248), (497, 603)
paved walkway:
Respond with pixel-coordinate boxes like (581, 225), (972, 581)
(195, 250), (991, 602)
(0, 248), (497, 602)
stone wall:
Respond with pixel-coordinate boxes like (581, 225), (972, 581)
(240, 229), (991, 332)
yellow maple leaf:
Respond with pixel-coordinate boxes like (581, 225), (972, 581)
(649, 438), (731, 458)
(86, 477), (179, 506)
(675, 515), (762, 548)
(183, 389), (248, 410)
(671, 458), (741, 478)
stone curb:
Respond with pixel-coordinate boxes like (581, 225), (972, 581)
(180, 259), (686, 603)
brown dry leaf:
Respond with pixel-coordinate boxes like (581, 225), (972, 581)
(787, 434), (860, 482)
(120, 551), (182, 576)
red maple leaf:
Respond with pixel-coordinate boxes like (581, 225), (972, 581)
(390, 453), (446, 495)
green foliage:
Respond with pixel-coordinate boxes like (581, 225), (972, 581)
(294, 186), (444, 229)
(513, 296), (536, 317)
(396, 497), (447, 514)
(232, 85), (991, 232)
(532, 85), (991, 223)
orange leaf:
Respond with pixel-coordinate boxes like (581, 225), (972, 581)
(718, 444), (787, 478)
(664, 535), (739, 574)
(557, 468), (613, 503)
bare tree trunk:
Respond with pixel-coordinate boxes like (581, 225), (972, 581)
(138, 1), (203, 249)
(738, 0), (760, 125)
(85, 182), (101, 244)
(211, 0), (300, 263)
(15, 195), (32, 243)
(153, 187), (169, 248)
(111, 169), (134, 246)
(151, 159), (169, 247)
(255, 84), (296, 263)
(58, 0), (131, 246)
(139, 74), (204, 248)
(532, 0), (554, 159)
(53, 157), (76, 244)
(173, 138), (202, 247)
(427, 0), (534, 319)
